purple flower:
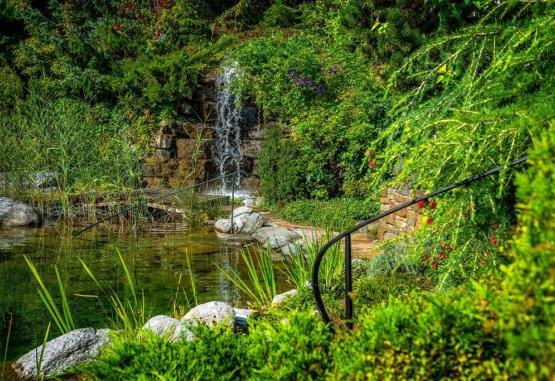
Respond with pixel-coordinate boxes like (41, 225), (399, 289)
(305, 79), (314, 87)
(295, 77), (304, 85)
(289, 69), (296, 77)
(315, 86), (322, 94)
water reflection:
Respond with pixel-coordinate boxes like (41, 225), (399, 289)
(0, 225), (278, 362)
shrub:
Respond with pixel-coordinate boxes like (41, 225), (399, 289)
(83, 326), (250, 381)
(0, 65), (23, 112)
(281, 198), (379, 231)
(258, 126), (305, 204)
(331, 284), (506, 380)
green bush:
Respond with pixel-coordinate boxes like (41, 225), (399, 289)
(258, 126), (305, 204)
(84, 312), (333, 381)
(281, 198), (379, 231)
(0, 65), (23, 112)
(83, 326), (250, 381)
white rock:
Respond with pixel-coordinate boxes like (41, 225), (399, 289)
(232, 206), (252, 217)
(237, 212), (264, 234)
(13, 328), (111, 380)
(143, 315), (194, 342)
(0, 197), (40, 228)
(233, 308), (254, 320)
(242, 198), (255, 207)
(280, 241), (303, 256)
(253, 227), (301, 249)
(214, 219), (233, 234)
(184, 301), (235, 328)
(271, 289), (299, 306)
(215, 212), (264, 235)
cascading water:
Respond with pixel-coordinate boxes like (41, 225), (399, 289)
(213, 63), (243, 193)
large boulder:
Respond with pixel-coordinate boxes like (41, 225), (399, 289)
(143, 315), (194, 342)
(214, 207), (264, 235)
(235, 212), (264, 234)
(253, 227), (301, 249)
(232, 206), (252, 217)
(184, 301), (235, 328)
(12, 328), (111, 380)
(0, 197), (40, 228)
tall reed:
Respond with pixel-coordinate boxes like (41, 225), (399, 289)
(218, 245), (277, 307)
(281, 234), (345, 291)
(24, 256), (75, 335)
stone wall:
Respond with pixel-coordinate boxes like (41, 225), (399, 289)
(373, 188), (425, 240)
(142, 73), (264, 191)
(142, 121), (213, 188)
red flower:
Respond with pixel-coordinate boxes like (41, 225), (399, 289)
(154, 28), (163, 41)
(113, 23), (122, 33)
(368, 160), (377, 168)
(430, 200), (438, 210)
(493, 223), (499, 230)
(439, 251), (446, 261)
(427, 217), (433, 225)
(441, 242), (454, 251)
(489, 235), (498, 246)
(432, 259), (438, 271)
(417, 199), (427, 209)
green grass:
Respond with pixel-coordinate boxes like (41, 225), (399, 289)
(280, 198), (379, 231)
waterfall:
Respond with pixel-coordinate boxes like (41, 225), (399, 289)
(213, 64), (243, 193)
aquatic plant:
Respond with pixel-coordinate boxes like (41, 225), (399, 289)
(24, 256), (75, 335)
(218, 245), (277, 307)
(281, 234), (344, 291)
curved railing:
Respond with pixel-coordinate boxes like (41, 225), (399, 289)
(311, 156), (528, 329)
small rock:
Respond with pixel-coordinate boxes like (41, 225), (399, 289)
(242, 198), (255, 207)
(271, 289), (298, 306)
(233, 308), (254, 320)
(184, 301), (235, 328)
(0, 197), (40, 228)
(155, 133), (173, 149)
(253, 227), (301, 249)
(13, 328), (111, 380)
(143, 315), (194, 342)
(280, 241), (304, 256)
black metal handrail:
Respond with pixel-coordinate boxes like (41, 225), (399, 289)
(73, 170), (243, 237)
(311, 156), (529, 329)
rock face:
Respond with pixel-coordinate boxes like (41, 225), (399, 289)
(0, 197), (40, 228)
(272, 289), (299, 306)
(143, 315), (194, 342)
(253, 227), (301, 249)
(184, 301), (235, 328)
(13, 328), (111, 380)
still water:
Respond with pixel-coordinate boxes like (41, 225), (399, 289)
(0, 224), (275, 363)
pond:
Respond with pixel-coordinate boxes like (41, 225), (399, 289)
(0, 223), (280, 364)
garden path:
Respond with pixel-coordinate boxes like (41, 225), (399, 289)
(258, 211), (379, 259)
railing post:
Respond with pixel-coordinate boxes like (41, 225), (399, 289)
(230, 172), (235, 234)
(345, 233), (353, 329)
